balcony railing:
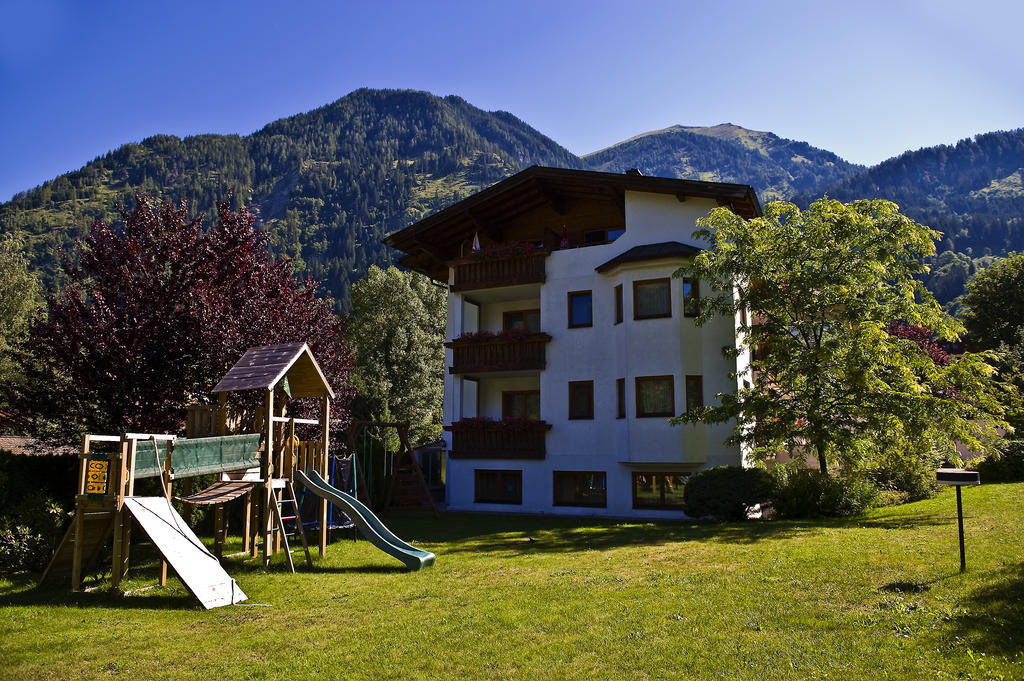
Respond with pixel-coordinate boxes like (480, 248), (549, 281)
(444, 421), (551, 460)
(446, 332), (551, 374)
(449, 250), (548, 292)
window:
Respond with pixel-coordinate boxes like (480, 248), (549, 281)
(568, 380), (594, 420)
(632, 472), (689, 509)
(614, 284), (623, 324)
(553, 471), (607, 507)
(683, 278), (700, 318)
(583, 228), (625, 245)
(685, 375), (703, 413)
(616, 378), (626, 419)
(568, 291), (592, 328)
(635, 375), (674, 417)
(503, 309), (541, 333)
(634, 278), (671, 320)
(475, 470), (522, 504)
(502, 390), (540, 420)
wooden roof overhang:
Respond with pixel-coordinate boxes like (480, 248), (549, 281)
(211, 342), (334, 399)
(384, 166), (761, 282)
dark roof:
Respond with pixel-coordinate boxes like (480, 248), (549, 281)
(595, 241), (702, 273)
(211, 343), (334, 399)
(384, 166), (761, 280)
(0, 435), (75, 457)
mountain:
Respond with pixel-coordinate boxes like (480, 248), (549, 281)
(799, 128), (1024, 305)
(583, 123), (864, 201)
(1, 88), (1021, 310)
(0, 89), (581, 308)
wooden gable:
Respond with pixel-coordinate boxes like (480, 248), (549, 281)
(211, 343), (334, 399)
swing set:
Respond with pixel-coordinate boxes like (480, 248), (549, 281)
(341, 421), (438, 515)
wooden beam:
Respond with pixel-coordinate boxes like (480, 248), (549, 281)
(262, 389), (274, 567)
(676, 192), (687, 203)
(319, 395), (330, 557)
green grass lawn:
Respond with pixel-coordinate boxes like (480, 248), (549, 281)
(2, 484), (1022, 680)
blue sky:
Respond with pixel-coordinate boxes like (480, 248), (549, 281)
(1, 0), (1021, 201)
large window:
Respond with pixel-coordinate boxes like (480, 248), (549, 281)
(568, 291), (593, 328)
(475, 470), (522, 504)
(632, 472), (689, 509)
(616, 378), (626, 419)
(503, 309), (541, 332)
(635, 375), (675, 417)
(685, 375), (703, 413)
(502, 390), (540, 420)
(633, 278), (671, 320)
(614, 284), (623, 325)
(683, 278), (700, 318)
(568, 380), (594, 420)
(553, 471), (607, 507)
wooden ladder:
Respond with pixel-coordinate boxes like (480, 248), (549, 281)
(269, 480), (312, 573)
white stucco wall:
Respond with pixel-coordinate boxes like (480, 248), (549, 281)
(443, 192), (745, 518)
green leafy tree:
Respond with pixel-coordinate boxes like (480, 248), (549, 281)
(674, 198), (1005, 474)
(348, 265), (446, 446)
(961, 252), (1024, 351)
(0, 233), (40, 402)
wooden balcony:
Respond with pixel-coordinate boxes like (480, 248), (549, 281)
(446, 333), (551, 374)
(449, 250), (548, 292)
(444, 421), (551, 460)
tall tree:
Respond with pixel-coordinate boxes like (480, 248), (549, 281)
(674, 198), (1004, 473)
(0, 233), (40, 403)
(961, 252), (1024, 351)
(16, 193), (355, 446)
(347, 265), (445, 446)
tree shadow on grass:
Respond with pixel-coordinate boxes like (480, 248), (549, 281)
(392, 510), (950, 556)
(0, 582), (199, 611)
(950, 561), (1024, 657)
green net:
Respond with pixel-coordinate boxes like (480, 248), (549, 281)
(132, 434), (262, 479)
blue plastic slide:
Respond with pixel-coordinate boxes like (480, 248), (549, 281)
(294, 469), (435, 571)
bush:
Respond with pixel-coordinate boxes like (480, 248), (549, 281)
(0, 492), (69, 575)
(865, 452), (940, 504)
(771, 469), (878, 519)
(683, 466), (776, 521)
(969, 439), (1024, 482)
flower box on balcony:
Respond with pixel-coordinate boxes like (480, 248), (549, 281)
(445, 331), (551, 374)
(449, 246), (549, 292)
(443, 418), (551, 460)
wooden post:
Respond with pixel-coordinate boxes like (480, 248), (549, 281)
(159, 440), (172, 587)
(242, 490), (252, 555)
(319, 395), (330, 556)
(110, 438), (132, 593)
(262, 389), (274, 567)
(214, 504), (226, 558)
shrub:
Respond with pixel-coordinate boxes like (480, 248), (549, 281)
(0, 492), (69, 575)
(864, 452), (940, 504)
(771, 469), (878, 519)
(969, 440), (1024, 482)
(683, 466), (776, 521)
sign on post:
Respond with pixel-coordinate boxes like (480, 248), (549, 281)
(936, 468), (981, 573)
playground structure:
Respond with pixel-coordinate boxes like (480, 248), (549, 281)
(42, 342), (435, 609)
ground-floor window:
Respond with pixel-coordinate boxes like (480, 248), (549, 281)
(475, 469), (522, 504)
(632, 472), (689, 509)
(553, 471), (607, 507)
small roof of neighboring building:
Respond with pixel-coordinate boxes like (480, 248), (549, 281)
(595, 241), (703, 273)
(211, 342), (334, 399)
(0, 435), (75, 457)
(384, 166), (761, 281)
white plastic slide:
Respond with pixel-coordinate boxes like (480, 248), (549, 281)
(294, 469), (435, 571)
(124, 496), (247, 609)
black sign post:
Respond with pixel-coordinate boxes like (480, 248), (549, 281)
(936, 468), (981, 573)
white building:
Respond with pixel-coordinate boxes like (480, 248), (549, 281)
(385, 167), (761, 517)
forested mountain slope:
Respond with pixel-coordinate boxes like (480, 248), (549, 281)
(0, 89), (580, 308)
(798, 128), (1024, 305)
(583, 123), (863, 201)
(1, 87), (1020, 309)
